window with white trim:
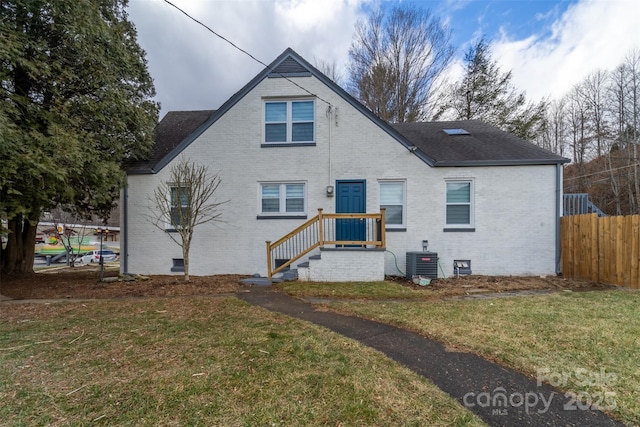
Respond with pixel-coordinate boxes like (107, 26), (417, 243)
(260, 183), (306, 215)
(379, 181), (405, 228)
(264, 100), (314, 144)
(445, 180), (473, 228)
(170, 185), (189, 227)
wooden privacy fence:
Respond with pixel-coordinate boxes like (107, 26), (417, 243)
(561, 214), (640, 288)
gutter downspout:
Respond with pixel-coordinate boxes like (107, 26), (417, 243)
(328, 106), (332, 191)
(555, 163), (562, 275)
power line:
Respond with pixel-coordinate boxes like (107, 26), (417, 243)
(163, 0), (333, 106)
(564, 162), (640, 181)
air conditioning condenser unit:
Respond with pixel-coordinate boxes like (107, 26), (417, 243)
(406, 251), (438, 279)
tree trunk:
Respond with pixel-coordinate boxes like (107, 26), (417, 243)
(182, 243), (190, 282)
(1, 214), (38, 274)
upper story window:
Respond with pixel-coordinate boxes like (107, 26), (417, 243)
(264, 100), (314, 144)
(379, 181), (405, 229)
(445, 180), (474, 230)
(259, 182), (306, 217)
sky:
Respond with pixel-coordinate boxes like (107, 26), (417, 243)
(126, 0), (640, 118)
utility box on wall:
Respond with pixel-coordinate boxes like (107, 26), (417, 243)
(406, 251), (438, 279)
(453, 260), (472, 276)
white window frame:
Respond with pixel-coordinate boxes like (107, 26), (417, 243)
(445, 179), (474, 229)
(168, 184), (189, 229)
(258, 182), (307, 216)
(379, 180), (406, 229)
(263, 99), (315, 144)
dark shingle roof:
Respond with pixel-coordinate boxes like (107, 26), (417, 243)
(391, 120), (569, 166)
(126, 110), (216, 174)
(126, 49), (568, 174)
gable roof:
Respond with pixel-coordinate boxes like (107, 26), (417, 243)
(126, 110), (216, 174)
(126, 47), (418, 175)
(392, 120), (569, 166)
(126, 48), (568, 174)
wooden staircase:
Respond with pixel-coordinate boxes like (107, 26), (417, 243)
(266, 208), (386, 280)
(563, 193), (606, 217)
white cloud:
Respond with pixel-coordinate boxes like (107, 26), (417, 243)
(129, 0), (638, 117)
(491, 0), (640, 102)
(128, 0), (367, 116)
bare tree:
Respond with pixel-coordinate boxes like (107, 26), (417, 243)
(578, 70), (610, 158)
(540, 97), (568, 156)
(48, 206), (93, 267)
(560, 48), (640, 215)
(607, 63), (631, 214)
(624, 49), (640, 213)
(148, 157), (227, 281)
(347, 4), (454, 122)
(567, 86), (590, 185)
(314, 57), (343, 86)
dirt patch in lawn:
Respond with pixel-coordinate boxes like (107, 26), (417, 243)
(385, 274), (615, 299)
(0, 265), (614, 301)
(0, 265), (249, 300)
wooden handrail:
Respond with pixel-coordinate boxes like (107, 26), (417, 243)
(268, 215), (320, 249)
(322, 213), (385, 219)
(266, 208), (386, 280)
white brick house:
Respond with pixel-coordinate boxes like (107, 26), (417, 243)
(123, 48), (569, 281)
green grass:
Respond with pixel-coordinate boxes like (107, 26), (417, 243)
(0, 297), (485, 426)
(324, 289), (640, 425)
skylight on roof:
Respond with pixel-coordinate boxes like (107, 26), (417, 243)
(443, 128), (470, 136)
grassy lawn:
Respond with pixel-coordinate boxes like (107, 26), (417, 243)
(320, 289), (640, 425)
(0, 297), (484, 426)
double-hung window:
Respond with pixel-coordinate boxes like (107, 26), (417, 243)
(260, 183), (306, 216)
(445, 180), (474, 229)
(170, 185), (189, 228)
(264, 100), (314, 144)
(379, 181), (405, 229)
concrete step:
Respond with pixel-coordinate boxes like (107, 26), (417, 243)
(281, 268), (298, 281)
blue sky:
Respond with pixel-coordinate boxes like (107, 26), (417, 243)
(127, 0), (639, 117)
(441, 0), (571, 47)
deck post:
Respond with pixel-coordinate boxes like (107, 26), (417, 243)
(317, 208), (324, 247)
(380, 208), (386, 248)
(266, 240), (272, 280)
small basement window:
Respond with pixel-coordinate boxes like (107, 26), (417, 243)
(443, 128), (470, 136)
(171, 258), (184, 272)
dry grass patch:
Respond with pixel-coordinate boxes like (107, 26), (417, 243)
(0, 297), (484, 426)
(326, 289), (640, 425)
(278, 275), (610, 301)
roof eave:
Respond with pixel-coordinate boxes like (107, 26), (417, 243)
(433, 157), (571, 167)
(126, 167), (154, 175)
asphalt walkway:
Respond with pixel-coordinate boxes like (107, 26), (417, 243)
(238, 287), (623, 427)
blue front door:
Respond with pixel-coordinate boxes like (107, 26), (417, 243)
(336, 180), (366, 243)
